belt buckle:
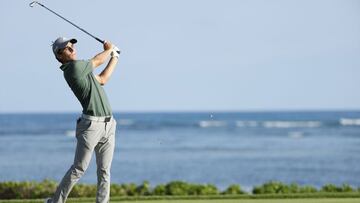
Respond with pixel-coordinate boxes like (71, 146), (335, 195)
(104, 117), (111, 122)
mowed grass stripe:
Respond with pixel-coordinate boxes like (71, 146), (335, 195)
(2, 198), (360, 203)
(0, 196), (360, 203)
(1, 194), (360, 203)
(113, 199), (360, 203)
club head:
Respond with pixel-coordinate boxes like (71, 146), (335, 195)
(29, 1), (39, 7)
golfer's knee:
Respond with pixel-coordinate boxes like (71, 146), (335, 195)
(70, 165), (86, 178)
(97, 167), (110, 180)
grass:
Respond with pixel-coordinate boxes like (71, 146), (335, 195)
(1, 194), (360, 203)
(106, 199), (360, 203)
(1, 198), (360, 203)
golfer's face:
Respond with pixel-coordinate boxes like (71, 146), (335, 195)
(60, 42), (77, 61)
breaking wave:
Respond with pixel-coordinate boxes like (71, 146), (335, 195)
(339, 118), (360, 126)
(199, 120), (227, 128)
(262, 121), (322, 128)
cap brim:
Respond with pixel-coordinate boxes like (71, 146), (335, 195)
(69, 38), (77, 44)
(58, 38), (77, 49)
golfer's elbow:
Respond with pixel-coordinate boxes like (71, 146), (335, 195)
(99, 78), (108, 86)
(95, 75), (107, 86)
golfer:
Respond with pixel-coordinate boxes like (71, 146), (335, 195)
(45, 37), (119, 203)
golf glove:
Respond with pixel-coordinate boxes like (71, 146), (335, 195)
(111, 46), (120, 58)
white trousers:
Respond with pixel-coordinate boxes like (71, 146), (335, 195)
(51, 116), (116, 203)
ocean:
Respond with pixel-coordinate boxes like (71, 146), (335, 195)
(0, 111), (359, 190)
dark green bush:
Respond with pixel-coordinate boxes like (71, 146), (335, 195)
(165, 181), (190, 196)
(253, 181), (285, 194)
(320, 184), (354, 193)
(121, 183), (137, 196)
(136, 181), (151, 196)
(69, 183), (96, 197)
(163, 181), (219, 196)
(321, 184), (340, 192)
(188, 184), (219, 195)
(110, 183), (127, 196)
(0, 180), (358, 200)
(153, 184), (166, 196)
(299, 185), (317, 193)
(200, 184), (219, 195)
(222, 184), (245, 195)
(0, 179), (57, 199)
(253, 181), (320, 194)
(340, 184), (354, 192)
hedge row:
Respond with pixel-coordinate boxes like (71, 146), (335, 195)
(253, 181), (358, 194)
(0, 180), (359, 199)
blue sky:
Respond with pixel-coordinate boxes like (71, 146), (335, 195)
(1, 0), (360, 112)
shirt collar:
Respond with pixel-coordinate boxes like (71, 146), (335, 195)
(59, 61), (71, 71)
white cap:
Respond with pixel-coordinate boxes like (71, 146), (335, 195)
(52, 37), (77, 56)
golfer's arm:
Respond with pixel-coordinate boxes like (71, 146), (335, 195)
(95, 57), (118, 85)
(91, 50), (112, 68)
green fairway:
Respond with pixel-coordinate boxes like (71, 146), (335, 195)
(70, 198), (360, 203)
(1, 198), (360, 203)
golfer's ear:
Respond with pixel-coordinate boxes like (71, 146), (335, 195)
(56, 55), (63, 64)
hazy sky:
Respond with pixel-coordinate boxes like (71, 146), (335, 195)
(1, 0), (360, 112)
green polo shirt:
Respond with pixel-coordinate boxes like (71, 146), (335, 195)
(60, 60), (112, 117)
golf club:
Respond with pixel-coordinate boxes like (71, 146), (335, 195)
(30, 1), (120, 54)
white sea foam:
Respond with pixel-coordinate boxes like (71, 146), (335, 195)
(340, 118), (360, 126)
(199, 120), (226, 128)
(65, 130), (76, 137)
(288, 131), (304, 139)
(117, 119), (134, 126)
(262, 121), (321, 128)
(236, 121), (258, 127)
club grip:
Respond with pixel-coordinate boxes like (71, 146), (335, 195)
(98, 38), (121, 54)
(95, 37), (105, 44)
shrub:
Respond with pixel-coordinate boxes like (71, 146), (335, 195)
(320, 184), (354, 193)
(0, 180), (57, 199)
(0, 180), (358, 200)
(69, 183), (96, 197)
(136, 181), (151, 196)
(340, 184), (354, 192)
(253, 181), (287, 194)
(31, 180), (57, 198)
(121, 183), (137, 196)
(299, 185), (317, 193)
(110, 183), (127, 196)
(165, 181), (190, 196)
(222, 184), (246, 195)
(321, 184), (341, 193)
(200, 184), (219, 195)
(188, 184), (219, 195)
(253, 181), (319, 194)
(153, 184), (166, 196)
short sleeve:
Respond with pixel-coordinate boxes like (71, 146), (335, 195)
(71, 60), (93, 78)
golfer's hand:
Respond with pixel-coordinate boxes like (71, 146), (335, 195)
(111, 46), (120, 58)
(103, 41), (113, 51)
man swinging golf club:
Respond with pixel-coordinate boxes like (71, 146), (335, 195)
(45, 37), (120, 203)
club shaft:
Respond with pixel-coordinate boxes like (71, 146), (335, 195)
(36, 2), (105, 44)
